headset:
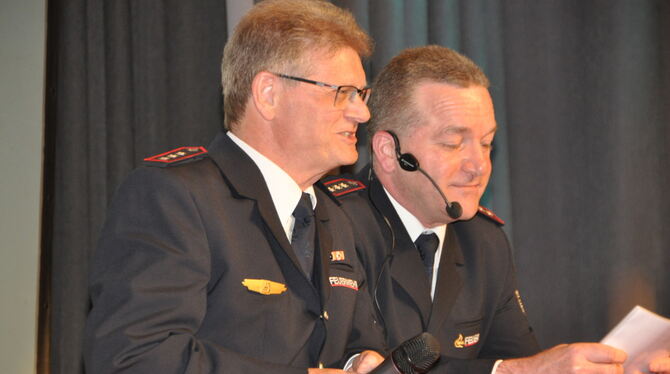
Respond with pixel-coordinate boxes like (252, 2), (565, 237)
(368, 131), (463, 340)
(387, 130), (463, 219)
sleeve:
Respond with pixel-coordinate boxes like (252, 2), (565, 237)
(83, 167), (305, 374)
(476, 233), (540, 359)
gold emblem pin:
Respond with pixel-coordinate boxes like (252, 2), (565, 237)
(242, 279), (287, 295)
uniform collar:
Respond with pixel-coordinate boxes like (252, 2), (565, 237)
(228, 132), (316, 240)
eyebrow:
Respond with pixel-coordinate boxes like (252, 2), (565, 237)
(438, 125), (498, 136)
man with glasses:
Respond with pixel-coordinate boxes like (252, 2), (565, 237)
(330, 45), (670, 374)
(84, 1), (384, 373)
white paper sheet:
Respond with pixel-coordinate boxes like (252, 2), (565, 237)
(601, 305), (670, 374)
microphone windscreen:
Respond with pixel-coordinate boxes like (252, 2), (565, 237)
(447, 201), (463, 220)
(392, 332), (440, 373)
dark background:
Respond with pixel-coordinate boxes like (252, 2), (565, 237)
(41, 1), (670, 372)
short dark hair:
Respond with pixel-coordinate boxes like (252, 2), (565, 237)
(367, 45), (489, 136)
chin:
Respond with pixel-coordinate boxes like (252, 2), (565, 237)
(456, 203), (479, 221)
(338, 150), (359, 166)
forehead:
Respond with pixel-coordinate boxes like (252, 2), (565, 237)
(305, 47), (367, 86)
(411, 81), (496, 134)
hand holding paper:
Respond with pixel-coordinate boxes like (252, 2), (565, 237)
(601, 306), (670, 374)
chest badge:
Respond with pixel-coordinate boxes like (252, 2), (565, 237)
(330, 250), (346, 262)
(328, 276), (358, 291)
(242, 279), (287, 295)
(454, 333), (480, 348)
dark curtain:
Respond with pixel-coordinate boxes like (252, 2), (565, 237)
(42, 1), (227, 372)
(502, 1), (670, 345)
(42, 0), (670, 373)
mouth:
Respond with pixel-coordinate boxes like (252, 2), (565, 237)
(338, 131), (357, 144)
(450, 184), (481, 192)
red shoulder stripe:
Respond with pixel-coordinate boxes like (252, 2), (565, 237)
(144, 146), (207, 163)
(478, 206), (505, 225)
(323, 178), (366, 197)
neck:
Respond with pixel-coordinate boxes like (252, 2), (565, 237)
(232, 127), (324, 191)
(376, 167), (446, 228)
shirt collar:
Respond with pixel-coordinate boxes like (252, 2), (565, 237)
(383, 186), (446, 243)
(228, 132), (316, 239)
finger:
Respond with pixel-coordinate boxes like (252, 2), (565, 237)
(308, 369), (346, 374)
(354, 351), (385, 374)
(583, 343), (627, 364)
(649, 356), (670, 372)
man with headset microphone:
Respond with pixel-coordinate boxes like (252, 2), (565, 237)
(325, 45), (670, 374)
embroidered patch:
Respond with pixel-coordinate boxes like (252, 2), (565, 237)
(328, 276), (358, 291)
(323, 178), (366, 197)
(330, 250), (346, 262)
(144, 146), (207, 164)
(478, 206), (505, 225)
(454, 333), (480, 348)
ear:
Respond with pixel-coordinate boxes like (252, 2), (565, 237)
(371, 131), (398, 173)
(250, 71), (279, 121)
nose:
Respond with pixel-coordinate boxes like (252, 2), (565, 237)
(462, 145), (488, 177)
(344, 95), (371, 123)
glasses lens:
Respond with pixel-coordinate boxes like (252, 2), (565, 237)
(359, 88), (371, 103)
(334, 86), (355, 107)
(335, 86), (368, 107)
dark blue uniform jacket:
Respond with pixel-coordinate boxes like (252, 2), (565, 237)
(328, 166), (540, 374)
(84, 132), (384, 374)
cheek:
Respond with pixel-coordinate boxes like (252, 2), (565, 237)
(439, 160), (463, 181)
(482, 160), (493, 179)
(397, 172), (423, 198)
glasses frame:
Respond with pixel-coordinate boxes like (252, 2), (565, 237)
(274, 73), (371, 107)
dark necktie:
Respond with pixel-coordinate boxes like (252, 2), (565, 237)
(415, 232), (439, 287)
(291, 193), (316, 280)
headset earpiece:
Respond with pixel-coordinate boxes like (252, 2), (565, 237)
(387, 130), (419, 171)
(398, 153), (419, 172)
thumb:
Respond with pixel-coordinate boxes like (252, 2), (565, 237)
(585, 343), (627, 364)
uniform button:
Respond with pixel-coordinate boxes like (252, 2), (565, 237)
(323, 310), (329, 320)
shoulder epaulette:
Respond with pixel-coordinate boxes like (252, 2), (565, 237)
(143, 146), (208, 167)
(322, 177), (367, 197)
(478, 206), (505, 225)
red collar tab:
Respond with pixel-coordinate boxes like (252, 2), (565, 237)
(323, 178), (366, 197)
(144, 146), (207, 165)
(478, 206), (505, 225)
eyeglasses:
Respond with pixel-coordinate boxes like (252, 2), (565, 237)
(274, 73), (371, 108)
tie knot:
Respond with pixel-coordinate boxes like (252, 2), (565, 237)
(415, 232), (439, 261)
(293, 193), (314, 223)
